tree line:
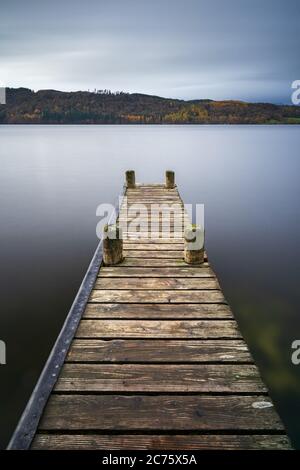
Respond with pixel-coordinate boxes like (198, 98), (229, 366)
(0, 87), (299, 124)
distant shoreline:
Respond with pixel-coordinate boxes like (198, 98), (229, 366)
(1, 122), (300, 126)
(1, 87), (299, 125)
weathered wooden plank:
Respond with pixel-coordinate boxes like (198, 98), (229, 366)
(76, 320), (240, 338)
(123, 203), (182, 207)
(126, 194), (180, 198)
(99, 267), (214, 278)
(126, 188), (178, 192)
(123, 230), (184, 234)
(122, 229), (186, 236)
(121, 205), (183, 209)
(125, 201), (182, 206)
(123, 238), (184, 244)
(126, 199), (181, 204)
(121, 213), (183, 219)
(123, 250), (185, 258)
(130, 185), (178, 187)
(132, 194), (178, 197)
(125, 197), (181, 201)
(119, 214), (186, 219)
(121, 203), (184, 208)
(83, 303), (233, 319)
(121, 207), (185, 210)
(121, 216), (186, 221)
(124, 190), (181, 195)
(122, 243), (184, 250)
(123, 250), (208, 260)
(121, 208), (185, 215)
(133, 184), (170, 188)
(66, 339), (250, 362)
(127, 186), (178, 190)
(32, 433), (291, 450)
(124, 198), (183, 202)
(126, 191), (178, 193)
(120, 258), (209, 267)
(123, 213), (183, 219)
(125, 197), (178, 201)
(38, 395), (284, 431)
(126, 193), (179, 197)
(121, 220), (185, 225)
(124, 225), (187, 231)
(95, 278), (220, 290)
(126, 189), (180, 193)
(120, 222), (186, 227)
(126, 191), (180, 195)
(89, 289), (224, 303)
(123, 234), (185, 240)
(55, 364), (265, 393)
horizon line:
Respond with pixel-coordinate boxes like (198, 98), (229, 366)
(3, 86), (293, 107)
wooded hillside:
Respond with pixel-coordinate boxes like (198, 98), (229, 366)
(1, 88), (299, 124)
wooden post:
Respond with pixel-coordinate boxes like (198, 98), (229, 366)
(165, 170), (175, 189)
(184, 224), (205, 264)
(126, 170), (135, 188)
(103, 224), (123, 265)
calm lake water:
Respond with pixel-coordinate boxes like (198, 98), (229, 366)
(0, 125), (300, 448)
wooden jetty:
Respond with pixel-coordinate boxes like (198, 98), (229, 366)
(9, 171), (291, 450)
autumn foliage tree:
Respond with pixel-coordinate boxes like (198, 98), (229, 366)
(1, 88), (299, 124)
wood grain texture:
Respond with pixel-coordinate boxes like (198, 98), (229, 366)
(126, 196), (180, 200)
(122, 215), (180, 221)
(125, 201), (181, 206)
(119, 258), (210, 269)
(83, 303), (232, 319)
(95, 278), (220, 290)
(32, 434), (291, 450)
(124, 250), (184, 258)
(67, 339), (250, 363)
(122, 243), (184, 250)
(120, 258), (209, 267)
(99, 267), (214, 278)
(123, 251), (208, 261)
(89, 289), (225, 303)
(55, 364), (266, 393)
(120, 213), (186, 218)
(122, 237), (184, 243)
(76, 320), (241, 338)
(38, 395), (284, 431)
(122, 218), (183, 223)
(124, 203), (182, 206)
(123, 237), (185, 242)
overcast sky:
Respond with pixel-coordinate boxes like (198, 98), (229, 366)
(1, 0), (299, 103)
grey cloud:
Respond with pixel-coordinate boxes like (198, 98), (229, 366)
(1, 0), (299, 102)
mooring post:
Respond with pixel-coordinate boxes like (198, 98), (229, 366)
(184, 224), (205, 264)
(126, 170), (135, 188)
(103, 224), (123, 265)
(165, 170), (175, 189)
